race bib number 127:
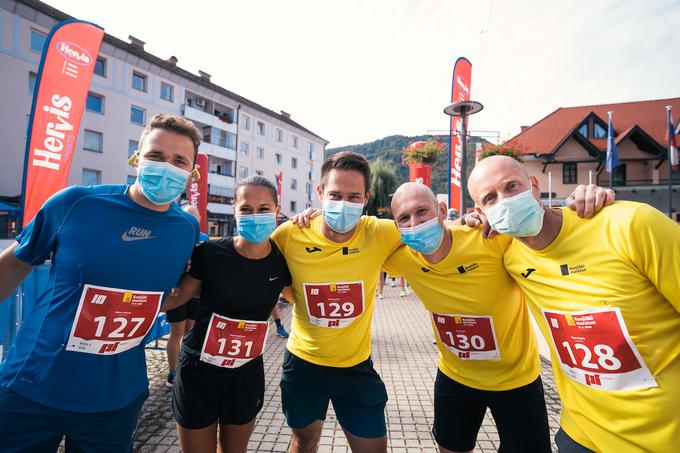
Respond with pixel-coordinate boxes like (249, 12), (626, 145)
(543, 307), (657, 391)
(67, 284), (163, 355)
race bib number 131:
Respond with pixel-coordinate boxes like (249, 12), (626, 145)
(543, 307), (657, 391)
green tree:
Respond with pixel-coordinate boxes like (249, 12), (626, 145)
(367, 158), (399, 218)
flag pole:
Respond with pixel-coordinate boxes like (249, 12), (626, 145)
(548, 171), (552, 207)
(667, 106), (673, 218)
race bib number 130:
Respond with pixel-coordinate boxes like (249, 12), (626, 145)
(67, 284), (163, 355)
(432, 313), (500, 360)
(303, 281), (364, 328)
(543, 307), (657, 391)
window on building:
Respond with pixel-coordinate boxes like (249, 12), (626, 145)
(613, 163), (627, 186)
(290, 201), (297, 213)
(83, 130), (103, 153)
(562, 162), (577, 184)
(306, 182), (313, 201)
(128, 140), (139, 158)
(127, 175), (136, 185)
(256, 147), (265, 159)
(578, 124), (588, 138)
(242, 114), (251, 130)
(86, 93), (104, 114)
(132, 72), (147, 92)
(94, 57), (107, 77)
(276, 129), (283, 142)
(226, 132), (236, 149)
(160, 82), (174, 102)
(291, 178), (297, 190)
(130, 106), (146, 125)
(275, 153), (282, 164)
(30, 29), (46, 53)
(82, 168), (101, 186)
(257, 121), (266, 136)
(240, 142), (249, 155)
(28, 72), (37, 94)
(593, 123), (607, 139)
(293, 136), (299, 148)
(239, 166), (248, 179)
(291, 157), (298, 169)
(309, 143), (315, 160)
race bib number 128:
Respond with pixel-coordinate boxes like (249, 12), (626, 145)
(67, 284), (163, 355)
(543, 307), (657, 391)
(303, 281), (364, 328)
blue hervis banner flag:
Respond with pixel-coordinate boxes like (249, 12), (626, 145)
(21, 20), (104, 228)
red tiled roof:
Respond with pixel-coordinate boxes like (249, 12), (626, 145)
(509, 97), (680, 155)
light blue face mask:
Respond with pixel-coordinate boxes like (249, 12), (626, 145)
(323, 199), (364, 233)
(398, 216), (445, 255)
(236, 213), (277, 244)
(136, 160), (190, 205)
(483, 189), (545, 237)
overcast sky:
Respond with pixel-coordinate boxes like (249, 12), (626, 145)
(49, 0), (680, 147)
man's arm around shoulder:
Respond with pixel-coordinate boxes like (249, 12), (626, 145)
(0, 242), (34, 302)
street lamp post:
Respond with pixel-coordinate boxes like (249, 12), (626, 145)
(444, 100), (484, 213)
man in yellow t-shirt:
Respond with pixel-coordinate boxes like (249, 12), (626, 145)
(468, 155), (680, 452)
(383, 183), (550, 453)
(272, 152), (401, 452)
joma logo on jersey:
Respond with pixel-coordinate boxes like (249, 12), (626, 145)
(121, 227), (155, 242)
(216, 321), (227, 330)
(328, 320), (340, 327)
(585, 374), (602, 386)
(305, 247), (322, 253)
(98, 342), (120, 354)
(90, 294), (107, 304)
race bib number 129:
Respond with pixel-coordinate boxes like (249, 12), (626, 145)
(543, 307), (657, 391)
(303, 281), (364, 328)
(67, 284), (163, 355)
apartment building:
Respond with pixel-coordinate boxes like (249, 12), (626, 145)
(0, 0), (327, 237)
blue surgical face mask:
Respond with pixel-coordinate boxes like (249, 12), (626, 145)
(236, 213), (277, 244)
(323, 199), (364, 233)
(136, 160), (190, 205)
(483, 189), (545, 237)
(399, 216), (445, 254)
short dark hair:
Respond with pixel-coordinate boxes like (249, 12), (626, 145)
(321, 151), (371, 194)
(235, 175), (279, 206)
(139, 114), (201, 162)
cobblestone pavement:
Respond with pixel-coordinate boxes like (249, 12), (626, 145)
(134, 286), (562, 452)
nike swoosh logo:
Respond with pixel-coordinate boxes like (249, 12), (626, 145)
(269, 277), (279, 281)
(121, 233), (155, 242)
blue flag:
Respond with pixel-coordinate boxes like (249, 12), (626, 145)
(606, 111), (620, 173)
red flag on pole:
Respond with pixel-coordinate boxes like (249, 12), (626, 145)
(21, 20), (104, 227)
(448, 57), (472, 213)
(188, 152), (209, 233)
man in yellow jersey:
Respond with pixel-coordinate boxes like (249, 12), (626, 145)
(468, 155), (680, 452)
(272, 152), (402, 452)
(383, 182), (550, 453)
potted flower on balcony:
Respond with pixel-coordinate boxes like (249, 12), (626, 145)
(402, 140), (447, 164)
(477, 141), (527, 162)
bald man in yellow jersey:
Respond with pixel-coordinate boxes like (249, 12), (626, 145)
(272, 152), (402, 453)
(469, 155), (680, 452)
(383, 183), (551, 453)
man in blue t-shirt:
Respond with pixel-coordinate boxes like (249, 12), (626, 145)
(0, 114), (202, 452)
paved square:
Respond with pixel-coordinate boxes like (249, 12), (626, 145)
(135, 285), (561, 452)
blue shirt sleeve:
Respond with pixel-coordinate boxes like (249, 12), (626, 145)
(14, 187), (84, 265)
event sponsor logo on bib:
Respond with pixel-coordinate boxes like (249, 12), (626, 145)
(66, 284), (163, 355)
(200, 314), (269, 368)
(543, 307), (657, 391)
(303, 281), (364, 328)
(432, 313), (500, 360)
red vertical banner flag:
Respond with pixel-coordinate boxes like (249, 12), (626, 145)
(188, 152), (209, 233)
(21, 20), (104, 227)
(448, 57), (472, 212)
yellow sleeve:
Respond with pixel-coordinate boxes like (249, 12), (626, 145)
(382, 246), (404, 277)
(271, 221), (291, 253)
(377, 218), (402, 256)
(627, 204), (680, 311)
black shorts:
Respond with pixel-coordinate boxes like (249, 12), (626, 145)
(166, 298), (199, 323)
(280, 349), (388, 438)
(433, 370), (551, 453)
(172, 351), (265, 429)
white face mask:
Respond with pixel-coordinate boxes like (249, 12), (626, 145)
(483, 189), (545, 237)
